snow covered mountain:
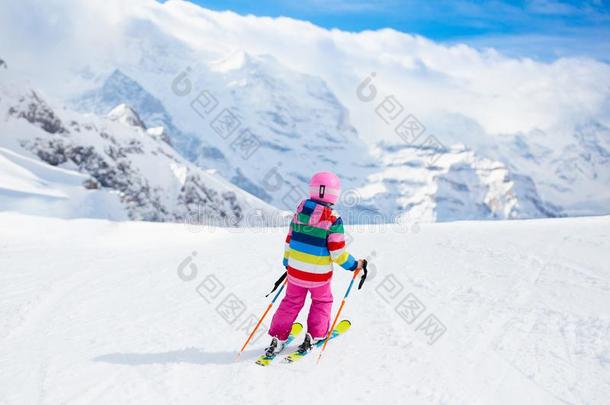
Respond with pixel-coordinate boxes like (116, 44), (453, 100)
(72, 52), (376, 213)
(0, 67), (283, 225)
(77, 69), (173, 130)
(1, 0), (609, 223)
(186, 51), (375, 207)
(354, 143), (562, 223)
(67, 52), (565, 223)
(73, 68), (200, 158)
(480, 125), (610, 217)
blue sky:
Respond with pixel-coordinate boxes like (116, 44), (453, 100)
(172, 0), (610, 60)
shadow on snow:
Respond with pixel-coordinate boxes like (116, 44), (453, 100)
(93, 347), (263, 366)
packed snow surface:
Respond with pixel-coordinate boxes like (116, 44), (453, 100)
(0, 213), (608, 404)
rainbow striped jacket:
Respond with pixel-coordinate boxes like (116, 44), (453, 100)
(283, 199), (357, 284)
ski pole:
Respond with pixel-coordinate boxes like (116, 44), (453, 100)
(317, 259), (367, 364)
(236, 277), (288, 359)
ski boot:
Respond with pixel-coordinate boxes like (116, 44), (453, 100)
(296, 333), (325, 354)
(264, 337), (286, 357)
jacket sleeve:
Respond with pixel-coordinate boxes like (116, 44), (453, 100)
(327, 216), (357, 271)
(282, 218), (293, 267)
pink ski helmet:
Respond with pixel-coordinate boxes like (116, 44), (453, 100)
(309, 171), (341, 204)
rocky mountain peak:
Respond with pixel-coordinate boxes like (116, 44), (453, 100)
(8, 90), (68, 134)
(108, 103), (147, 130)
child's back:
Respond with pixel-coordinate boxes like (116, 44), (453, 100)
(283, 198), (358, 287)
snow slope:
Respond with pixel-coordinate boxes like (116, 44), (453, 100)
(0, 147), (126, 220)
(0, 212), (608, 404)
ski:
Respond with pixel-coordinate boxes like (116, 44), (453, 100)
(255, 322), (303, 366)
(282, 319), (351, 364)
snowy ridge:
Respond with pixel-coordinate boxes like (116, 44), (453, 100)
(107, 104), (147, 130)
(353, 143), (561, 222)
(0, 75), (284, 225)
(72, 68), (197, 157)
(191, 52), (373, 203)
(482, 125), (610, 217)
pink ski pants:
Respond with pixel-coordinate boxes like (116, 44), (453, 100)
(268, 281), (333, 340)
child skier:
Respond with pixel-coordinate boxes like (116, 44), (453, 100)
(265, 171), (364, 356)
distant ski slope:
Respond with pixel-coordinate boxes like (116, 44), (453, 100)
(0, 213), (608, 404)
(0, 147), (127, 220)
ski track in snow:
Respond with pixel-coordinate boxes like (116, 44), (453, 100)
(0, 213), (609, 404)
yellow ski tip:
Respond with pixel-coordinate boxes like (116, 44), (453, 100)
(291, 322), (304, 336)
(335, 319), (351, 334)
